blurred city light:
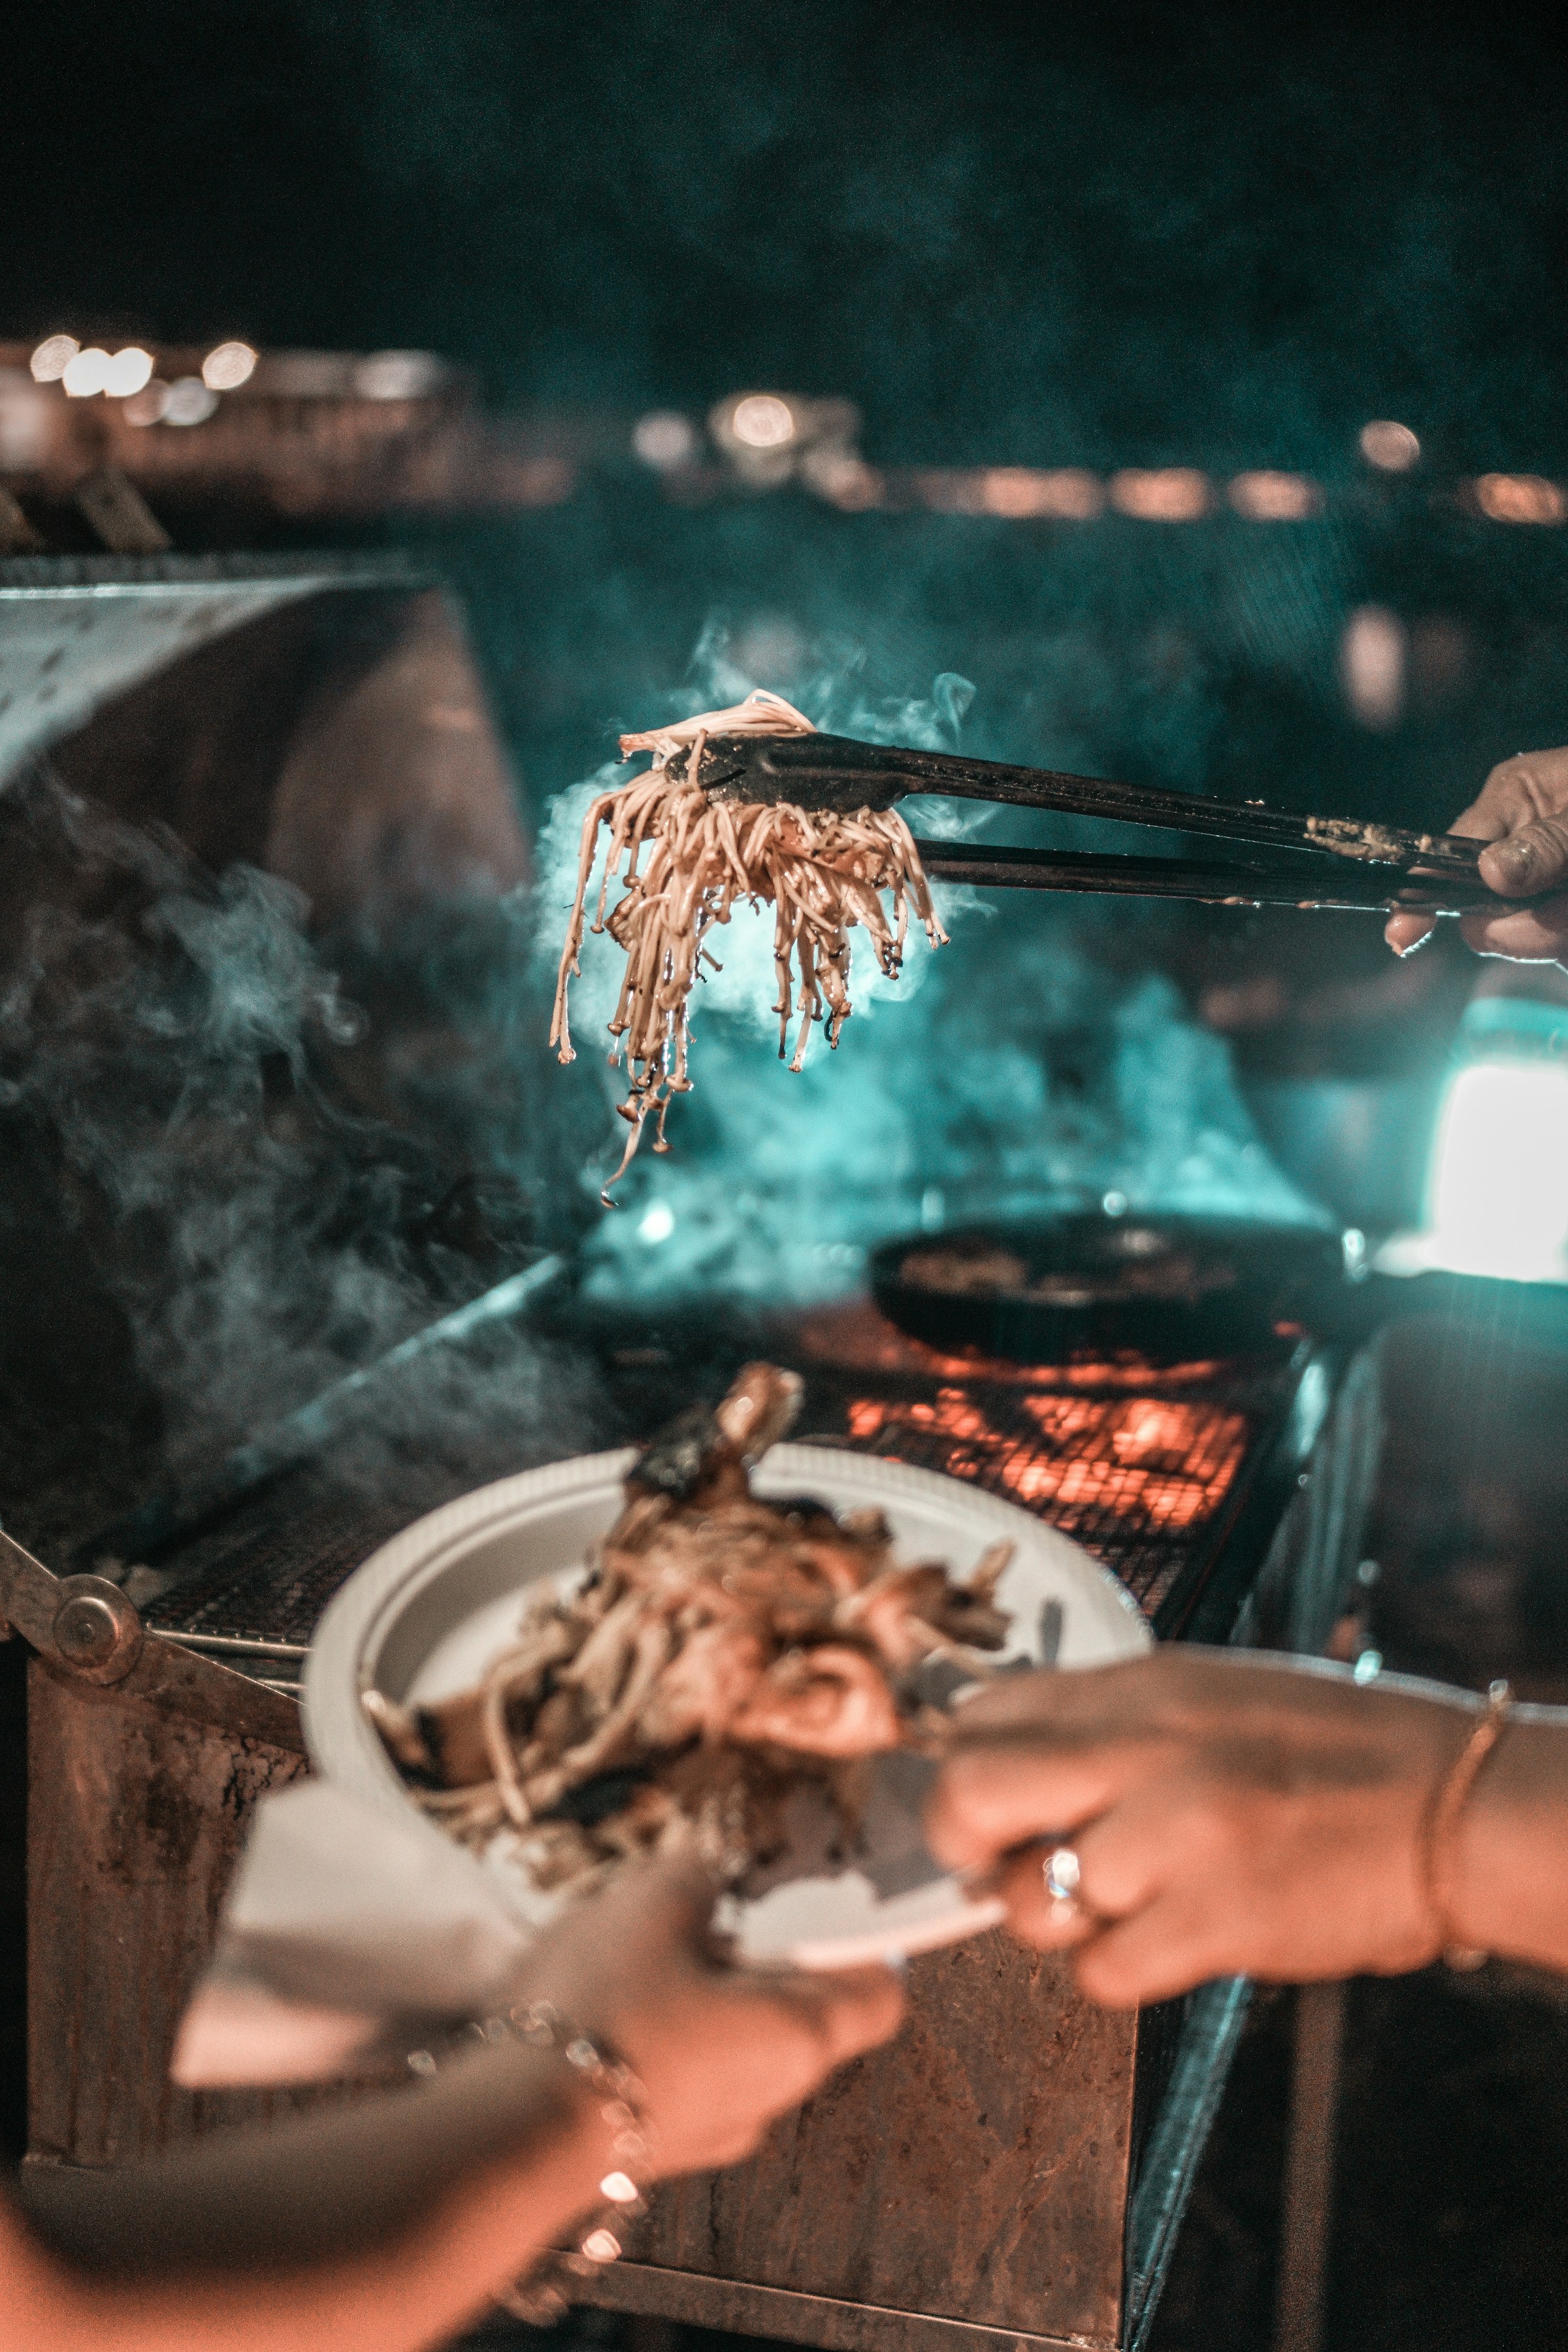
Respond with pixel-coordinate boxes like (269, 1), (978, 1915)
(0, 372), (50, 470)
(61, 347), (111, 398)
(631, 411), (698, 468)
(1472, 472), (1567, 523)
(1359, 419), (1420, 471)
(1341, 604), (1406, 728)
(162, 376), (220, 427)
(22, 328), (1568, 542)
(122, 380), (171, 427)
(29, 335), (79, 383)
(980, 466), (1104, 519)
(101, 348), (154, 399)
(800, 448), (883, 508)
(201, 340), (258, 391)
(730, 394), (796, 449)
(1228, 470), (1322, 519)
(1108, 468), (1211, 520)
(265, 352), (355, 397)
(355, 350), (447, 400)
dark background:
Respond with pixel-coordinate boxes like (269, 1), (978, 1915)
(15, 1), (1568, 834)
(10, 0), (1568, 472)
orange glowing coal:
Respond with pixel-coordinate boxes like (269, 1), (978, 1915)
(845, 1388), (1248, 1534)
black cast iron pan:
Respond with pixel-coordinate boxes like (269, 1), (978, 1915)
(870, 1210), (1354, 1363)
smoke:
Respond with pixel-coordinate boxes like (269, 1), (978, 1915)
(0, 619), (1321, 1511)
(530, 632), (1320, 1305)
(8, 0), (1557, 1528)
(574, 939), (1316, 1306)
(0, 775), (593, 1480)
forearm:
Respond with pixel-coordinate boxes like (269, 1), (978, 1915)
(15, 2046), (609, 2352)
(3, 1853), (904, 2352)
(1451, 1707), (1568, 1971)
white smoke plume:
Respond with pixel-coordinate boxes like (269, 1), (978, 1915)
(529, 634), (1321, 1302)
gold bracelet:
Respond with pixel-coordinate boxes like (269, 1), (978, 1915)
(1422, 1678), (1512, 1971)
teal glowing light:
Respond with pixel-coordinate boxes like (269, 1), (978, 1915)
(1380, 998), (1568, 1284)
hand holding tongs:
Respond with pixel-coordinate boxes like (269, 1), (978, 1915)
(672, 728), (1511, 916)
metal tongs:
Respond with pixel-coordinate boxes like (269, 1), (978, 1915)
(671, 729), (1511, 916)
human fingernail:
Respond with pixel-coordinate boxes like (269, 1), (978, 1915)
(1490, 838), (1535, 887)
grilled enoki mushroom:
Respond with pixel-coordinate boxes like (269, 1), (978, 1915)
(367, 1362), (1014, 1899)
(550, 691), (947, 1201)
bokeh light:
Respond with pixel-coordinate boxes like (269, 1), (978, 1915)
(1359, 419), (1420, 471)
(1472, 473), (1567, 524)
(122, 381), (171, 427)
(29, 335), (79, 384)
(730, 395), (796, 449)
(1340, 604), (1406, 728)
(162, 377), (220, 427)
(631, 412), (697, 468)
(201, 340), (258, 391)
(801, 448), (884, 509)
(61, 347), (111, 398)
(1108, 468), (1211, 520)
(1227, 470), (1322, 519)
(101, 348), (154, 398)
(981, 467), (1105, 519)
(354, 350), (446, 400)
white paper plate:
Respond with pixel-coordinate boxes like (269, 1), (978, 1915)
(304, 1445), (1150, 1968)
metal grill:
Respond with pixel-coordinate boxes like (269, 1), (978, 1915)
(146, 1486), (416, 1650)
(841, 1384), (1252, 1616)
(135, 1298), (1316, 1659)
(791, 1300), (1304, 1622)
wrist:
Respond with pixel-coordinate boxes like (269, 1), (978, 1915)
(1447, 1710), (1568, 1967)
(427, 2034), (612, 2178)
(472, 2006), (653, 2318)
(433, 2002), (652, 2249)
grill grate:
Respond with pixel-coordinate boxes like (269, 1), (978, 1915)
(146, 1488), (417, 1650)
(792, 1302), (1301, 1622)
(141, 1301), (1311, 1652)
(840, 1387), (1251, 1617)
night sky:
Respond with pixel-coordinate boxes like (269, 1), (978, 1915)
(10, 1), (1568, 472)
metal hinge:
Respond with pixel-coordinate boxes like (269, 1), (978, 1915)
(0, 1527), (305, 1753)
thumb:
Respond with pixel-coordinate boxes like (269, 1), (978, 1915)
(1479, 815), (1568, 898)
(766, 1963), (907, 2065)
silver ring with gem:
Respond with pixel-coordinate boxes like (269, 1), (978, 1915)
(1043, 1844), (1083, 1921)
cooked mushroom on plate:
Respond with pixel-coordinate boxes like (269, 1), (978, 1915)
(365, 1363), (1013, 1899)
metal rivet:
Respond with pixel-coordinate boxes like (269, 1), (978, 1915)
(49, 1575), (144, 1686)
